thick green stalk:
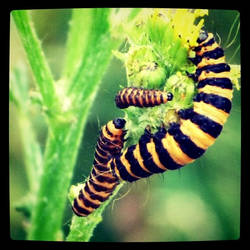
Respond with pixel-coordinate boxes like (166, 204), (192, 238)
(27, 109), (90, 240)
(62, 9), (93, 81)
(15, 8), (121, 241)
(67, 8), (117, 99)
(12, 10), (57, 117)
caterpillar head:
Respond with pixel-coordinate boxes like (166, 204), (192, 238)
(113, 118), (126, 129)
(197, 30), (208, 43)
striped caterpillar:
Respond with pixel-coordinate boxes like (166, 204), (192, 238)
(108, 30), (233, 182)
(72, 118), (126, 216)
(115, 87), (173, 109)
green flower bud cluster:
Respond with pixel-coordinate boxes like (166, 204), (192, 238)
(113, 9), (208, 142)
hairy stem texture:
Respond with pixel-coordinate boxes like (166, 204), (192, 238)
(12, 10), (57, 116)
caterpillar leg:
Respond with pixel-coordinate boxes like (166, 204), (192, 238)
(186, 70), (198, 82)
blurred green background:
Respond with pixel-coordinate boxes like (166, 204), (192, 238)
(10, 9), (241, 241)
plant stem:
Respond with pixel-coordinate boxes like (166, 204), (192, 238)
(27, 113), (89, 240)
(12, 10), (57, 117)
(62, 8), (93, 82)
(17, 8), (122, 241)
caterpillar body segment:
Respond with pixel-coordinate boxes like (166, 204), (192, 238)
(73, 29), (235, 217)
(72, 118), (127, 216)
(115, 87), (173, 109)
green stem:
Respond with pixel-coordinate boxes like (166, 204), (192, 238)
(62, 9), (93, 82)
(12, 10), (57, 116)
(28, 110), (89, 240)
(23, 8), (121, 241)
(67, 8), (118, 98)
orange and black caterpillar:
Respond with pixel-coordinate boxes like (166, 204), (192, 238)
(72, 118), (126, 216)
(108, 30), (233, 182)
(115, 87), (173, 109)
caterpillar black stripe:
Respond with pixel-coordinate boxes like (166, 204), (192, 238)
(115, 87), (173, 109)
(108, 30), (233, 182)
(72, 118), (126, 216)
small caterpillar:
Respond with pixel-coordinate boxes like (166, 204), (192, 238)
(72, 118), (127, 216)
(115, 87), (173, 109)
(108, 30), (233, 182)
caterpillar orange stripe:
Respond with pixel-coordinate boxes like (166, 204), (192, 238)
(72, 118), (127, 216)
(109, 30), (233, 182)
(115, 87), (173, 109)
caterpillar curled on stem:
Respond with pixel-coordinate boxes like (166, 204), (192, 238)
(72, 118), (127, 217)
(115, 87), (173, 109)
(108, 30), (233, 183)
